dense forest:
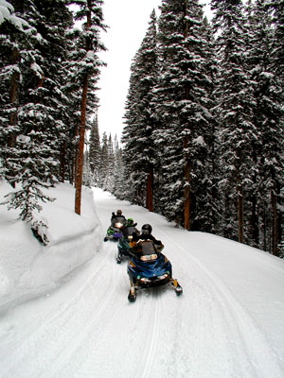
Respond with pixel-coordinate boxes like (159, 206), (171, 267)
(0, 0), (283, 257)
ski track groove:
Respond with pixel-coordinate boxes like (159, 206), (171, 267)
(134, 289), (162, 378)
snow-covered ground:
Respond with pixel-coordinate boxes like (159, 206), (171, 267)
(0, 181), (284, 378)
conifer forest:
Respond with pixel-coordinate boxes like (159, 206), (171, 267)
(0, 0), (283, 257)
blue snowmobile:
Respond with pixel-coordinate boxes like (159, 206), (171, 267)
(127, 239), (183, 302)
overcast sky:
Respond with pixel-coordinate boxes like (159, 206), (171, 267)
(97, 0), (211, 141)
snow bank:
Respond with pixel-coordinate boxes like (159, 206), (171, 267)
(0, 181), (103, 313)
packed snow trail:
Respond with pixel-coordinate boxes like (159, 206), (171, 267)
(0, 188), (284, 378)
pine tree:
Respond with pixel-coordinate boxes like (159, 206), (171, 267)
(67, 0), (106, 215)
(123, 10), (159, 210)
(0, 0), (73, 242)
(88, 113), (102, 185)
(248, 0), (284, 255)
(211, 0), (257, 243)
(112, 135), (125, 199)
(155, 0), (213, 229)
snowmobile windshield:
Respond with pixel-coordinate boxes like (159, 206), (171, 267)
(123, 226), (138, 239)
(138, 240), (158, 261)
(112, 216), (126, 228)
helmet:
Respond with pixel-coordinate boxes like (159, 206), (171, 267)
(117, 210), (122, 215)
(141, 224), (152, 235)
(127, 218), (134, 225)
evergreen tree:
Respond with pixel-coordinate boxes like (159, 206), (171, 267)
(112, 135), (125, 199)
(211, 0), (257, 243)
(155, 0), (213, 229)
(100, 131), (109, 189)
(123, 10), (159, 210)
(105, 133), (115, 191)
(88, 113), (102, 185)
(249, 0), (284, 255)
(0, 0), (73, 242)
(67, 0), (106, 215)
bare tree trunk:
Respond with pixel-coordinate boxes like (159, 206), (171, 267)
(75, 75), (88, 215)
(74, 3), (92, 215)
(183, 4), (191, 231)
(184, 136), (191, 231)
(250, 194), (259, 247)
(59, 141), (66, 182)
(237, 184), (244, 243)
(146, 165), (154, 211)
(271, 190), (279, 256)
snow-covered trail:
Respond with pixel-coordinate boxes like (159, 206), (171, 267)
(0, 188), (283, 378)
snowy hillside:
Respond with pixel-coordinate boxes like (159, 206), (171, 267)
(0, 182), (284, 378)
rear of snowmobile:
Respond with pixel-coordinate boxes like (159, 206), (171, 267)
(127, 240), (183, 302)
(116, 226), (139, 263)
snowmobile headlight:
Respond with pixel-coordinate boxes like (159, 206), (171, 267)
(115, 222), (124, 228)
(140, 277), (151, 283)
(158, 273), (169, 280)
(128, 235), (133, 241)
(140, 254), (158, 262)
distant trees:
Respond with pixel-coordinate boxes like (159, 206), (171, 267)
(121, 0), (283, 256)
(86, 118), (123, 195)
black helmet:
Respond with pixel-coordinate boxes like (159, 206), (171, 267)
(141, 224), (152, 235)
(117, 209), (122, 215)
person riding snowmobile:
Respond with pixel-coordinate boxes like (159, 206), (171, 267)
(127, 224), (182, 302)
(104, 210), (126, 242)
(111, 209), (126, 222)
(116, 218), (140, 263)
(130, 224), (164, 254)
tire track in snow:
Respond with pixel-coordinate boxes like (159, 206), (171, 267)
(134, 289), (162, 378)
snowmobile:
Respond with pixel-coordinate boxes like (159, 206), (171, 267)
(116, 225), (140, 263)
(104, 216), (126, 242)
(127, 239), (183, 302)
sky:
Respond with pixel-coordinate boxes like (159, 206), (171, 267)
(97, 0), (212, 141)
(0, 180), (284, 377)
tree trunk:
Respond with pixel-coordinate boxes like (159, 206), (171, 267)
(75, 75), (88, 215)
(183, 4), (191, 231)
(146, 165), (154, 211)
(59, 141), (66, 182)
(271, 190), (279, 256)
(237, 184), (244, 243)
(250, 194), (259, 247)
(183, 136), (191, 231)
(75, 3), (92, 215)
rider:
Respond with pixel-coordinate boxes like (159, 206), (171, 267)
(110, 209), (126, 227)
(104, 210), (126, 242)
(111, 209), (126, 221)
(122, 218), (139, 239)
(130, 224), (163, 252)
